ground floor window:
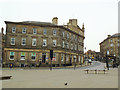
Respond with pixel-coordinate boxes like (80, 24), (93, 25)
(21, 52), (25, 60)
(31, 52), (36, 60)
(10, 52), (14, 60)
(66, 55), (69, 61)
(61, 54), (64, 62)
(74, 56), (76, 62)
(52, 53), (56, 61)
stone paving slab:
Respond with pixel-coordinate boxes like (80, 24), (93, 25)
(1, 68), (118, 88)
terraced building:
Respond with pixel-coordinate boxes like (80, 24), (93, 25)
(3, 17), (85, 67)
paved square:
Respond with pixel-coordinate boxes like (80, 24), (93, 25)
(1, 68), (118, 88)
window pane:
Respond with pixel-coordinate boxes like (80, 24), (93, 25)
(22, 28), (26, 33)
(53, 40), (56, 46)
(10, 52), (14, 55)
(10, 52), (14, 59)
(32, 39), (36, 46)
(11, 38), (15, 45)
(53, 30), (56, 35)
(43, 39), (47, 46)
(33, 28), (37, 34)
(43, 29), (47, 35)
(12, 27), (16, 33)
(32, 53), (36, 56)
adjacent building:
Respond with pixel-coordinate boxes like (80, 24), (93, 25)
(85, 50), (101, 61)
(3, 17), (85, 67)
(99, 33), (120, 64)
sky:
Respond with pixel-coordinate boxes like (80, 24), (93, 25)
(0, 0), (119, 52)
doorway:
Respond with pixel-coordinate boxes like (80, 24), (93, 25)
(42, 53), (46, 63)
(70, 55), (72, 64)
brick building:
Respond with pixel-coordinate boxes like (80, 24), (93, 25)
(3, 17), (85, 67)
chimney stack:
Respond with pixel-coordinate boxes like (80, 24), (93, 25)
(68, 19), (77, 27)
(107, 35), (111, 38)
(52, 17), (58, 25)
(82, 23), (85, 30)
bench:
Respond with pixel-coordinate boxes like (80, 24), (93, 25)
(0, 76), (12, 80)
(84, 69), (107, 74)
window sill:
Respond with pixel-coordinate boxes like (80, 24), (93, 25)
(10, 59), (14, 60)
(32, 45), (37, 46)
(21, 45), (26, 46)
(20, 59), (25, 60)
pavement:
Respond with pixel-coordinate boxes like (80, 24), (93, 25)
(1, 61), (118, 88)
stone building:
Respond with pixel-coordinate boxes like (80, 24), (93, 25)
(99, 33), (120, 64)
(85, 50), (101, 61)
(0, 32), (2, 66)
(3, 17), (85, 67)
(0, 28), (5, 67)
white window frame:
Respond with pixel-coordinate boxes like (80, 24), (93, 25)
(22, 28), (27, 33)
(11, 38), (15, 45)
(67, 33), (69, 39)
(61, 54), (64, 62)
(21, 52), (25, 60)
(62, 41), (65, 48)
(110, 43), (113, 47)
(52, 53), (56, 61)
(31, 53), (36, 60)
(21, 38), (26, 46)
(66, 55), (69, 61)
(118, 43), (120, 47)
(12, 27), (16, 33)
(10, 52), (14, 60)
(71, 44), (73, 50)
(43, 39), (47, 46)
(43, 29), (47, 35)
(71, 34), (73, 40)
(110, 39), (112, 42)
(67, 42), (69, 49)
(62, 32), (64, 37)
(32, 39), (37, 46)
(53, 40), (57, 47)
(75, 36), (77, 41)
(75, 45), (77, 50)
(53, 30), (56, 36)
(33, 28), (37, 34)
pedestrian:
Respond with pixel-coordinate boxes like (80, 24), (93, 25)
(74, 63), (76, 70)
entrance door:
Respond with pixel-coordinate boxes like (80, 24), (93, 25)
(21, 64), (24, 67)
(42, 53), (46, 63)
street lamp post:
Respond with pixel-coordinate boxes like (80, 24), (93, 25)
(84, 47), (87, 66)
(106, 50), (109, 70)
(64, 43), (67, 67)
(74, 57), (76, 70)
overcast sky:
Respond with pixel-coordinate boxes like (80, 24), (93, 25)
(0, 0), (119, 52)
